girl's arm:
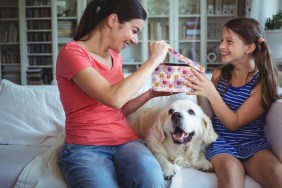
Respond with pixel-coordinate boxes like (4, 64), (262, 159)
(72, 41), (170, 109)
(186, 69), (265, 131)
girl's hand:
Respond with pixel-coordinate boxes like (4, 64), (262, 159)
(148, 40), (172, 65)
(185, 69), (217, 99)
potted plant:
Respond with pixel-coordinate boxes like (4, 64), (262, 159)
(264, 10), (282, 60)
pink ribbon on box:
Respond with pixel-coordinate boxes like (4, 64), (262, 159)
(168, 49), (205, 73)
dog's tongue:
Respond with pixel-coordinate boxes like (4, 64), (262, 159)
(172, 132), (188, 142)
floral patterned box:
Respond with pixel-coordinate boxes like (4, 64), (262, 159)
(152, 64), (195, 92)
(151, 50), (205, 93)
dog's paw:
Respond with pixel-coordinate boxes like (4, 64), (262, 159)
(162, 163), (176, 180)
(194, 160), (213, 172)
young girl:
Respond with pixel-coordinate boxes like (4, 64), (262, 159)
(186, 18), (282, 188)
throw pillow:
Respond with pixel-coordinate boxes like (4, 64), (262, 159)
(0, 79), (65, 146)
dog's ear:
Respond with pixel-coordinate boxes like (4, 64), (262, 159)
(150, 110), (166, 142)
(202, 113), (218, 146)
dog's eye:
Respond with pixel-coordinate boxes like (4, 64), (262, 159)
(168, 109), (174, 115)
(188, 109), (195, 115)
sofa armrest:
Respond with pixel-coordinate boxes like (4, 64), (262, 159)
(265, 99), (282, 162)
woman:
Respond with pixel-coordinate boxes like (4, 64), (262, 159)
(56, 0), (170, 187)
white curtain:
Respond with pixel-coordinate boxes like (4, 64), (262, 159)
(250, 0), (281, 29)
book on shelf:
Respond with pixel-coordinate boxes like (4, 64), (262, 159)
(222, 0), (229, 15)
(182, 20), (200, 39)
(221, 0), (236, 16)
(228, 0), (236, 16)
(28, 56), (52, 66)
(0, 7), (18, 19)
(1, 49), (20, 64)
(26, 68), (43, 73)
(2, 73), (21, 84)
(28, 44), (51, 53)
(58, 20), (75, 38)
(26, 68), (44, 85)
(2, 66), (20, 72)
(26, 8), (51, 18)
(148, 21), (169, 41)
(237, 0), (251, 17)
(208, 0), (236, 16)
(215, 0), (223, 15)
(26, 0), (51, 6)
(0, 23), (18, 43)
(58, 28), (73, 38)
(27, 32), (52, 42)
(27, 20), (51, 30)
(26, 67), (53, 84)
(27, 79), (44, 85)
(207, 0), (215, 15)
(207, 21), (224, 40)
(8, 23), (18, 42)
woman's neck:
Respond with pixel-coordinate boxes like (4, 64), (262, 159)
(78, 30), (109, 58)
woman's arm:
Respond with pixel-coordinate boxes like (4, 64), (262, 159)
(186, 69), (265, 131)
(121, 90), (173, 116)
(72, 41), (170, 109)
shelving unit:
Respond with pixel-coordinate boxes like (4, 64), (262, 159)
(124, 0), (250, 73)
(18, 0), (85, 85)
(122, 0), (206, 72)
(120, 26), (144, 73)
(205, 0), (238, 72)
(0, 0), (21, 84)
(122, 0), (204, 73)
(0, 0), (251, 85)
(22, 0), (54, 84)
(146, 0), (170, 63)
(56, 0), (81, 50)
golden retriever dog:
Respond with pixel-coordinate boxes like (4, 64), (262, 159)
(128, 99), (218, 180)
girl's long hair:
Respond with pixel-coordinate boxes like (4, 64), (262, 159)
(218, 18), (281, 110)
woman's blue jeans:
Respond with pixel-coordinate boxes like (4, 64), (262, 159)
(59, 139), (166, 188)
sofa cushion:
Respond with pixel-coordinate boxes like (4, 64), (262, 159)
(265, 99), (282, 161)
(172, 168), (261, 188)
(0, 79), (65, 146)
(0, 145), (49, 188)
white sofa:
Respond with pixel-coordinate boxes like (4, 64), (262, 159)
(0, 78), (282, 188)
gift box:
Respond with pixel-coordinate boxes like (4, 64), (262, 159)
(151, 50), (205, 93)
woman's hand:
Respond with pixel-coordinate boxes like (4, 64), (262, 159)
(149, 89), (179, 98)
(185, 68), (217, 100)
(148, 40), (172, 66)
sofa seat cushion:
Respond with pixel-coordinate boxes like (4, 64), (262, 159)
(0, 145), (49, 188)
(174, 168), (261, 188)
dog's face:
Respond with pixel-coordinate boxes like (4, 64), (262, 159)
(160, 100), (216, 145)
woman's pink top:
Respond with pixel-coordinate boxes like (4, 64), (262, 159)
(56, 41), (138, 146)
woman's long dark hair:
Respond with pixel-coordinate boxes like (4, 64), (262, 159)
(74, 0), (147, 41)
(218, 18), (281, 110)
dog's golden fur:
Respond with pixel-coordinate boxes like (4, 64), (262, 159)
(128, 99), (218, 179)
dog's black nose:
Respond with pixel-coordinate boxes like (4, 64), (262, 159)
(171, 112), (183, 121)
